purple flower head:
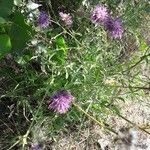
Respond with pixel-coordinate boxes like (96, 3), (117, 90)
(59, 12), (73, 27)
(91, 4), (108, 24)
(48, 90), (74, 114)
(31, 143), (41, 150)
(38, 11), (49, 28)
(105, 17), (123, 39)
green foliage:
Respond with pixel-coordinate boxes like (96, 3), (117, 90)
(50, 0), (83, 13)
(14, 0), (23, 6)
(0, 0), (149, 149)
(9, 24), (31, 52)
(0, 0), (13, 58)
(54, 36), (68, 64)
(0, 0), (13, 18)
(0, 17), (6, 24)
(0, 8), (34, 58)
(0, 34), (12, 58)
(9, 11), (34, 52)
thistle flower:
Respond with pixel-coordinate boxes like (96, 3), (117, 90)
(59, 12), (73, 27)
(48, 90), (73, 114)
(91, 4), (108, 24)
(104, 17), (123, 39)
(38, 11), (49, 28)
(31, 143), (41, 150)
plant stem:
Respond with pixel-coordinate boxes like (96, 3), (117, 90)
(73, 102), (118, 135)
(8, 140), (20, 150)
(106, 106), (150, 135)
(118, 114), (150, 135)
(50, 19), (85, 47)
(107, 85), (150, 91)
(21, 91), (48, 149)
(123, 53), (150, 72)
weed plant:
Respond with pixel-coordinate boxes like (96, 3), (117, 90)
(0, 0), (149, 149)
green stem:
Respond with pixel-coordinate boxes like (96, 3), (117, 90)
(50, 20), (84, 47)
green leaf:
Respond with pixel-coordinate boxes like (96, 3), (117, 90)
(14, 0), (22, 6)
(0, 17), (6, 24)
(16, 56), (26, 65)
(0, 34), (12, 58)
(9, 12), (35, 52)
(55, 36), (67, 54)
(16, 49), (33, 65)
(9, 24), (32, 52)
(140, 39), (148, 51)
(12, 11), (33, 32)
(0, 0), (13, 18)
(52, 36), (68, 64)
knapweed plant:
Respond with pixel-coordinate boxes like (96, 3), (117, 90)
(0, 0), (149, 149)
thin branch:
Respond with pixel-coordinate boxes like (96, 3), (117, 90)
(118, 114), (150, 135)
(106, 106), (150, 135)
(123, 53), (150, 72)
(24, 91), (48, 137)
(8, 91), (49, 150)
(107, 85), (150, 91)
(73, 102), (118, 135)
(8, 140), (20, 150)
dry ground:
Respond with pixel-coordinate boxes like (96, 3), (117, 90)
(51, 95), (150, 150)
